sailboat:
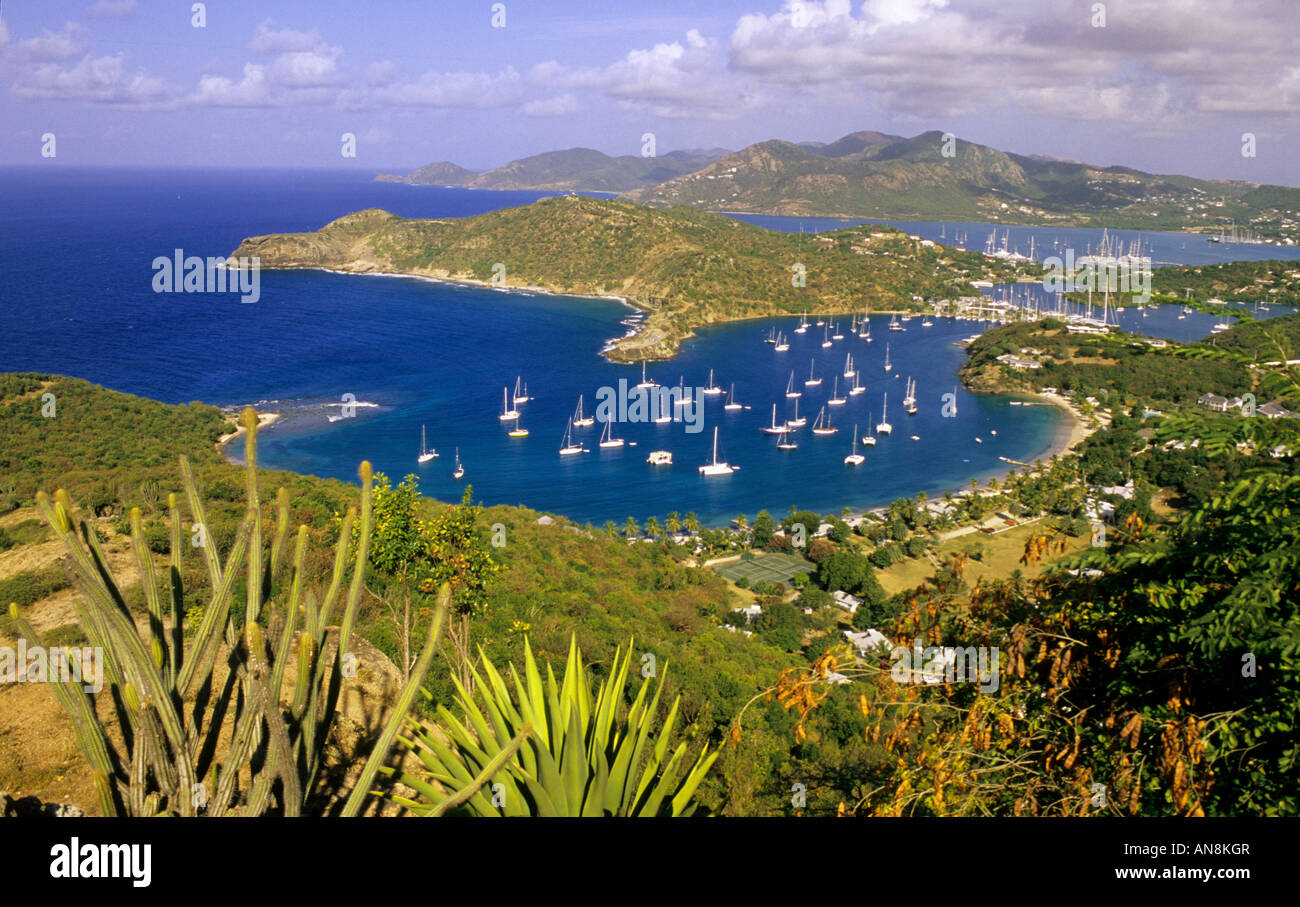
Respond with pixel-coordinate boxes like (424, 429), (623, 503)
(764, 326), (777, 345)
(774, 331), (790, 352)
(452, 448), (465, 480)
(724, 383), (744, 411)
(674, 375), (691, 407)
(785, 371), (801, 398)
(828, 375), (847, 406)
(598, 419), (625, 448)
(903, 377), (918, 414)
(761, 403), (787, 434)
(417, 424), (438, 463)
(805, 359), (822, 387)
(498, 387), (520, 421)
(883, 343), (893, 373)
(508, 416), (529, 438)
(795, 313), (809, 334)
(849, 370), (865, 396)
(636, 360), (658, 389)
(921, 315), (934, 327)
(812, 406), (837, 435)
(844, 427), (865, 465)
(703, 368), (724, 395)
(699, 426), (736, 475)
(832, 322), (844, 341)
(862, 411), (877, 446)
(821, 324), (832, 348)
(787, 397), (807, 428)
(776, 427), (798, 450)
(876, 393), (893, 435)
(512, 376), (531, 405)
(889, 313), (904, 332)
(572, 395), (594, 427)
(843, 353), (856, 379)
(559, 420), (587, 455)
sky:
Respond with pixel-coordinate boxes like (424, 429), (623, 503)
(1, 0), (1297, 186)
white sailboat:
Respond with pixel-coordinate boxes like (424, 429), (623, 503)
(417, 424), (438, 463)
(787, 397), (806, 428)
(498, 386), (520, 421)
(774, 331), (790, 352)
(832, 322), (844, 341)
(761, 403), (787, 434)
(828, 375), (847, 406)
(843, 353), (856, 379)
(862, 318), (873, 342)
(883, 343), (893, 373)
(805, 358), (822, 387)
(876, 393), (893, 435)
(512, 376), (531, 405)
(559, 420), (587, 455)
(674, 375), (691, 406)
(889, 313), (904, 332)
(724, 383), (744, 411)
(812, 406), (837, 435)
(785, 371), (802, 398)
(776, 427), (798, 450)
(903, 376), (917, 414)
(862, 411), (877, 446)
(699, 426), (736, 475)
(598, 419), (625, 448)
(849, 371), (865, 396)
(572, 394), (595, 427)
(452, 448), (465, 480)
(821, 324), (832, 348)
(844, 427), (865, 465)
(636, 360), (658, 389)
(703, 368), (724, 395)
(795, 313), (809, 334)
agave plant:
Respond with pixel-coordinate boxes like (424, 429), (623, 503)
(8, 407), (523, 816)
(390, 637), (719, 816)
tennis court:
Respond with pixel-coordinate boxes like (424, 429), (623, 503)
(714, 552), (814, 586)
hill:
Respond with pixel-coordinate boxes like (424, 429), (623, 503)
(623, 130), (1300, 241)
(375, 146), (730, 193)
(230, 195), (1028, 360)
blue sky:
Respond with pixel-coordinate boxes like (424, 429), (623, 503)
(1, 0), (1297, 186)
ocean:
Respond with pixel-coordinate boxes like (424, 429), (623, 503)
(2, 167), (1296, 526)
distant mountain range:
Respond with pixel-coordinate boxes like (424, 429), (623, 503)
(380, 130), (1300, 242)
(375, 147), (731, 193)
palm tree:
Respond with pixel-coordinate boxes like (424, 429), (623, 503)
(645, 516), (663, 540)
(623, 516), (640, 540)
(684, 512), (700, 535)
(665, 511), (682, 535)
(603, 521), (619, 539)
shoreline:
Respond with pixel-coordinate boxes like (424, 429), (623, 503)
(216, 410), (281, 460)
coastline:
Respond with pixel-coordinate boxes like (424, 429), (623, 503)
(216, 411), (281, 460)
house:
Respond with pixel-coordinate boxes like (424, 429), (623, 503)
(1259, 401), (1300, 420)
(1198, 393), (1230, 412)
(844, 629), (890, 657)
(832, 590), (863, 614)
(731, 604), (762, 624)
(995, 353), (1041, 370)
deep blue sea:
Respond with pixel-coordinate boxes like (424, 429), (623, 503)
(3, 167), (1297, 526)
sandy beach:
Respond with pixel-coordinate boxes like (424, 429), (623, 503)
(216, 410), (281, 459)
(1034, 391), (1098, 460)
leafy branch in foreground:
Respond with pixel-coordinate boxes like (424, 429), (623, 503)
(391, 637), (719, 816)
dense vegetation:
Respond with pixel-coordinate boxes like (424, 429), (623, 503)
(1151, 259), (1300, 305)
(231, 196), (1027, 361)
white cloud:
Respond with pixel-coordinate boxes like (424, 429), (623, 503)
(20, 22), (89, 62)
(13, 53), (169, 105)
(373, 66), (525, 108)
(248, 20), (325, 54)
(191, 64), (272, 107)
(270, 48), (341, 88)
(522, 93), (578, 117)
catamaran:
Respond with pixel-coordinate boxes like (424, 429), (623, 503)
(646, 450), (672, 465)
(883, 343), (893, 373)
(703, 368), (724, 395)
(828, 375), (847, 406)
(572, 395), (594, 427)
(844, 426), (865, 465)
(452, 448), (465, 480)
(598, 419), (625, 448)
(512, 376), (531, 406)
(725, 383), (744, 411)
(417, 424), (438, 464)
(776, 427), (798, 450)
(559, 420), (587, 455)
(805, 359), (822, 387)
(508, 416), (529, 438)
(498, 387), (520, 421)
(876, 393), (893, 435)
(761, 403), (786, 435)
(699, 426), (736, 475)
(812, 406), (837, 435)
(862, 412), (877, 446)
(785, 371), (802, 398)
